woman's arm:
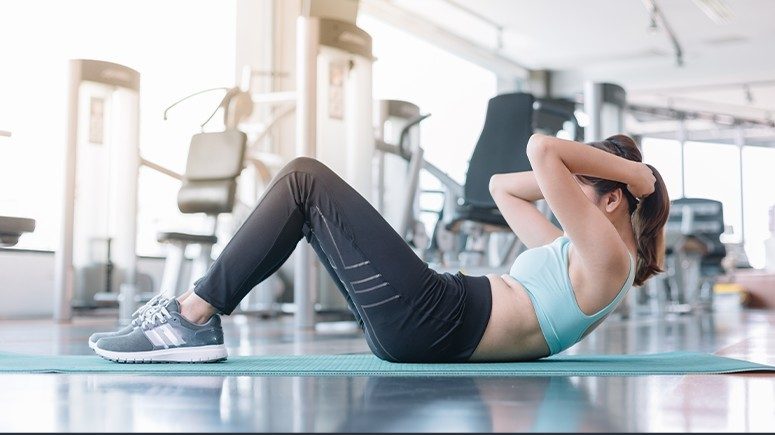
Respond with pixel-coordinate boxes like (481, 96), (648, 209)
(489, 171), (562, 248)
(526, 134), (653, 272)
(490, 171), (543, 201)
(529, 135), (655, 197)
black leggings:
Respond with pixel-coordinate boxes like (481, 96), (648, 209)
(193, 157), (492, 362)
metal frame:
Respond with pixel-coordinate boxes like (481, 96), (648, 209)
(373, 107), (430, 240)
(641, 0), (684, 66)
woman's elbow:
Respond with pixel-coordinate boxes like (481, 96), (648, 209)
(526, 134), (551, 162)
(488, 174), (502, 195)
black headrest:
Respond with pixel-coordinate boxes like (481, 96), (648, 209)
(668, 197), (725, 236)
(464, 93), (535, 208)
(668, 197), (726, 259)
(534, 98), (581, 140)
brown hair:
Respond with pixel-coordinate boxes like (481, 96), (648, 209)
(577, 134), (670, 286)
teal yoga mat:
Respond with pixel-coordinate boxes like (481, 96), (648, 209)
(0, 351), (773, 376)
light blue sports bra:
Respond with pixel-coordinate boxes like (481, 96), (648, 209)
(509, 236), (635, 355)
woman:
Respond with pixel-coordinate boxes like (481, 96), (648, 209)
(90, 133), (669, 363)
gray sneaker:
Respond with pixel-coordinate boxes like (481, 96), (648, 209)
(94, 299), (227, 363)
(88, 294), (170, 349)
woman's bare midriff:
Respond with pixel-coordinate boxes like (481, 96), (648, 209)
(467, 274), (550, 361)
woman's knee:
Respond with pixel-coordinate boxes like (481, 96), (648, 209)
(283, 156), (330, 175)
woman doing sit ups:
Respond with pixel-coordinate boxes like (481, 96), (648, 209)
(90, 133), (669, 363)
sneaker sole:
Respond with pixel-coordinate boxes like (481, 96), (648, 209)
(94, 344), (228, 363)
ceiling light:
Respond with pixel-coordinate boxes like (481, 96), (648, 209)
(691, 0), (733, 24)
(647, 16), (659, 33)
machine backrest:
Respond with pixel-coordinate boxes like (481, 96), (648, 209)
(464, 92), (535, 208)
(667, 197), (726, 259)
(177, 130), (247, 215)
(533, 97), (583, 141)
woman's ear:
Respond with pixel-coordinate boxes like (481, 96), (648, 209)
(604, 188), (624, 213)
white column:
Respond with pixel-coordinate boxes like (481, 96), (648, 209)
(583, 81), (603, 142)
(678, 120), (687, 198)
(294, 16), (320, 329)
(735, 127), (746, 244)
(53, 60), (82, 322)
(112, 89), (140, 323)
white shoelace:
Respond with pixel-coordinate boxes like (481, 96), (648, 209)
(131, 294), (171, 326)
(140, 303), (173, 330)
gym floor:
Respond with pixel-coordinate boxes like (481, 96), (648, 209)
(1, 301), (773, 432)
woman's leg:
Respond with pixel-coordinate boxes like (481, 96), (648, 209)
(190, 157), (465, 361)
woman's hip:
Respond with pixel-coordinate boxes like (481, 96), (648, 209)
(362, 272), (492, 363)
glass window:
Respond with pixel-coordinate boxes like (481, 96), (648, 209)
(643, 137), (775, 269)
(741, 146), (775, 269)
(0, 0), (236, 254)
(641, 138), (683, 199)
(683, 141), (742, 243)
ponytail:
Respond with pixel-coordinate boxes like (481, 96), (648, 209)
(631, 164), (670, 286)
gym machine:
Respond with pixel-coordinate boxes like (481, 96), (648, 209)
(659, 198), (726, 313)
(429, 92), (580, 273)
(147, 0), (376, 328)
(54, 59), (142, 322)
(294, 0), (375, 328)
(373, 99), (429, 251)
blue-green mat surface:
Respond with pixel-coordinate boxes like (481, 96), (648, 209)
(0, 351), (773, 377)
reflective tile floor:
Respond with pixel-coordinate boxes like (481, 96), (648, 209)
(0, 300), (773, 432)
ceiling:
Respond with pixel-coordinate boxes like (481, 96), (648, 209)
(384, 0), (775, 127)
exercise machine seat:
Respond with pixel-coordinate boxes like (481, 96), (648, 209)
(0, 216), (36, 246)
(157, 129), (246, 243)
(447, 93), (535, 230)
(178, 179), (237, 214)
(451, 206), (508, 228)
(157, 232), (218, 245)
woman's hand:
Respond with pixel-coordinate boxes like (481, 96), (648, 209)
(627, 163), (656, 199)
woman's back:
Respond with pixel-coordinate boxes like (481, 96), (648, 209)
(510, 236), (635, 355)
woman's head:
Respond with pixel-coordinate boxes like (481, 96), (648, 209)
(576, 134), (670, 286)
